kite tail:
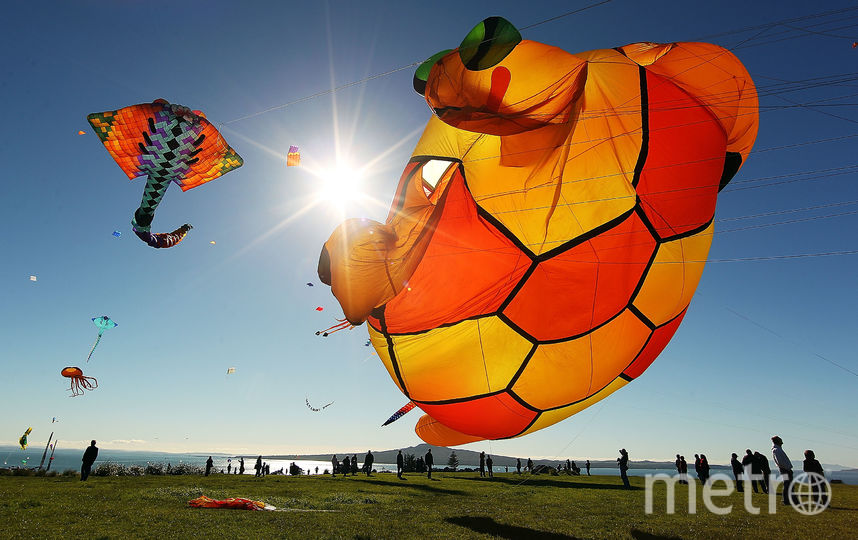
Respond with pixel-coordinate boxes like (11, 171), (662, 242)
(315, 318), (354, 337)
(133, 224), (193, 248)
(382, 401), (417, 426)
(86, 331), (103, 362)
(131, 173), (192, 249)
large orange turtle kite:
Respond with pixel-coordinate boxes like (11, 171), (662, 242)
(319, 17), (759, 445)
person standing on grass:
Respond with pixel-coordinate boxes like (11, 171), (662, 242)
(731, 453), (744, 492)
(699, 455), (711, 485)
(425, 449), (434, 479)
(351, 454), (359, 476)
(754, 452), (770, 494)
(679, 456), (688, 485)
(486, 455), (494, 478)
(397, 450), (404, 479)
(331, 455), (338, 477)
(227, 461), (232, 475)
(516, 458), (521, 474)
(586, 460), (591, 476)
(80, 440), (98, 481)
(205, 456), (214, 476)
(694, 454), (701, 482)
(772, 436), (794, 506)
(364, 450), (374, 476)
(254, 456), (262, 477)
(803, 450), (827, 505)
(527, 458), (533, 473)
(742, 449), (759, 493)
(479, 451), (486, 477)
(618, 449), (630, 488)
(239, 457), (245, 475)
(343, 455), (351, 477)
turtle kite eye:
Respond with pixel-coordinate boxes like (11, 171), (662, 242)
(420, 159), (455, 200)
(413, 49), (453, 96)
(458, 16), (521, 71)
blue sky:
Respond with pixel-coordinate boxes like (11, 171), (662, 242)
(2, 0), (857, 467)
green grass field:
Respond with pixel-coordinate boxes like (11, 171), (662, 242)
(1, 472), (854, 539)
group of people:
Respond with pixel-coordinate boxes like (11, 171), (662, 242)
(331, 451), (375, 477)
(674, 436), (828, 506)
(76, 434), (830, 506)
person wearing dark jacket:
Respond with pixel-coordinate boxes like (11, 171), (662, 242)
(205, 456), (214, 476)
(425, 449), (434, 479)
(803, 450), (827, 505)
(679, 456), (688, 485)
(486, 455), (494, 478)
(396, 450), (404, 479)
(731, 453), (744, 492)
(618, 449), (630, 488)
(351, 454), (359, 475)
(694, 454), (701, 482)
(343, 455), (351, 477)
(254, 456), (263, 477)
(527, 458), (534, 473)
(364, 450), (374, 476)
(516, 458), (521, 474)
(81, 440), (98, 481)
(699, 454), (711, 485)
(754, 452), (771, 494)
(331, 455), (338, 477)
(586, 460), (591, 476)
(743, 449), (759, 493)
(479, 451), (486, 477)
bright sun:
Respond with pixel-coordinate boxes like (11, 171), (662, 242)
(318, 164), (364, 207)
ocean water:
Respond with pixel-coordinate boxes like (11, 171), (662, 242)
(3, 446), (855, 484)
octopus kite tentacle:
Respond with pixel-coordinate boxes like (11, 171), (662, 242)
(315, 318), (354, 337)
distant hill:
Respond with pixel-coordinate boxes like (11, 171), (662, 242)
(239, 445), (730, 470)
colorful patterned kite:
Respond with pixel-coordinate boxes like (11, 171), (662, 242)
(88, 99), (243, 248)
(287, 145), (300, 167)
(381, 401), (416, 426)
(87, 315), (117, 362)
(19, 427), (32, 450)
(319, 17), (759, 445)
(61, 367), (98, 397)
(189, 496), (267, 511)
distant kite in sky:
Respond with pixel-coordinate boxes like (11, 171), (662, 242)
(364, 340), (371, 347)
(88, 316), (117, 362)
(227, 367), (236, 375)
(305, 397), (334, 412)
(210, 241), (216, 245)
(113, 230), (121, 237)
(306, 282), (314, 287)
(78, 130), (86, 135)
(88, 99), (243, 249)
(29, 275), (37, 282)
(287, 145), (300, 167)
(315, 307), (324, 312)
(62, 367), (98, 397)
(19, 427), (32, 449)
(382, 402), (416, 426)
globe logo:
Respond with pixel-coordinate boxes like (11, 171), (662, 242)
(789, 472), (831, 515)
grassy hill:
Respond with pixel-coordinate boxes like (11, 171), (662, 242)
(1, 471), (855, 538)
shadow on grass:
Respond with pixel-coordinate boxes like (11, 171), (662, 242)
(456, 476), (640, 491)
(630, 529), (683, 540)
(366, 479), (465, 495)
(446, 516), (581, 539)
